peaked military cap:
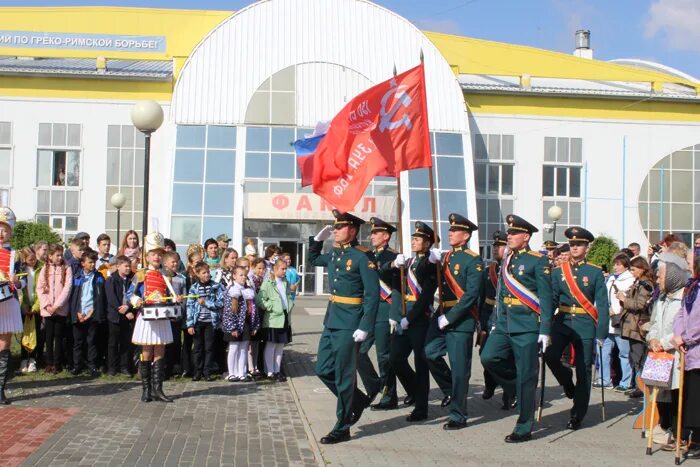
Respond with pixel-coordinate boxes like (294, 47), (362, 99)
(565, 226), (594, 243)
(505, 214), (539, 234)
(543, 240), (559, 251)
(448, 213), (477, 232)
(557, 243), (571, 253)
(332, 209), (365, 228)
(369, 217), (397, 234)
(412, 221), (439, 243)
(492, 230), (507, 246)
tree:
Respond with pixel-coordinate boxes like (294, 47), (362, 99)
(587, 234), (619, 271)
(10, 221), (61, 250)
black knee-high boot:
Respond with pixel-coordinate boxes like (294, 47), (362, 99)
(140, 360), (152, 402)
(0, 349), (11, 405)
(151, 359), (173, 403)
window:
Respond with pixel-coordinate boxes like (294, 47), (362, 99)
(474, 134), (515, 258)
(245, 66), (296, 126)
(36, 123), (81, 241)
(105, 125), (146, 244)
(542, 137), (583, 242)
(171, 125), (237, 248)
(638, 144), (700, 244)
(0, 122), (12, 203)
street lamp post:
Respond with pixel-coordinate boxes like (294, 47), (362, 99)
(548, 205), (563, 242)
(131, 101), (164, 242)
(110, 192), (127, 248)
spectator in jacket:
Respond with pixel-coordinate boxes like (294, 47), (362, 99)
(19, 247), (42, 373)
(105, 256), (135, 376)
(181, 244), (204, 378)
(37, 244), (73, 374)
(186, 262), (224, 381)
(69, 250), (106, 377)
(33, 240), (48, 264)
(617, 255), (654, 397)
(647, 258), (686, 449)
(65, 237), (86, 277)
(223, 266), (259, 382)
(598, 253), (635, 391)
(256, 259), (294, 382)
(162, 251), (187, 378)
(672, 256), (700, 457)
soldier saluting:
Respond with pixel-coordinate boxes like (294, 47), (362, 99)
(424, 213), (483, 430)
(544, 227), (608, 430)
(309, 210), (380, 445)
(481, 214), (554, 443)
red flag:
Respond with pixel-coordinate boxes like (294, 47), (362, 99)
(312, 64), (432, 212)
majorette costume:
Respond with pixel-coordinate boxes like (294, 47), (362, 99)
(127, 231), (174, 403)
(0, 206), (24, 404)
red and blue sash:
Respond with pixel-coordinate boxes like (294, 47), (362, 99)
(561, 261), (598, 323)
(379, 278), (393, 304)
(502, 253), (541, 314)
(442, 250), (479, 321)
(406, 258), (421, 299)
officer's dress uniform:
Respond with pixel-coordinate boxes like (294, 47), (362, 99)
(356, 218), (399, 408)
(481, 215), (553, 441)
(309, 213), (379, 440)
(387, 222), (437, 421)
(424, 214), (483, 428)
(544, 227), (609, 428)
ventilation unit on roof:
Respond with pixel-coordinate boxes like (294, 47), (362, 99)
(574, 30), (593, 59)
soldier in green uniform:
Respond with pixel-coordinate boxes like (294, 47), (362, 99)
(479, 230), (512, 410)
(480, 214), (554, 443)
(356, 217), (401, 411)
(309, 210), (380, 444)
(385, 222), (438, 422)
(544, 226), (609, 430)
(424, 213), (483, 430)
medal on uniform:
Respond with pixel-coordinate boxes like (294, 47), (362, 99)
(583, 276), (589, 286)
(454, 264), (460, 275)
(518, 265), (524, 276)
(346, 259), (352, 271)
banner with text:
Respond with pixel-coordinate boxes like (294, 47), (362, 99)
(244, 193), (398, 222)
(0, 30), (166, 53)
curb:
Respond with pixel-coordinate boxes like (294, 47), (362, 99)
(286, 376), (326, 467)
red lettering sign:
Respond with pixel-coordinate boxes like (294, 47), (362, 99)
(272, 195), (289, 210)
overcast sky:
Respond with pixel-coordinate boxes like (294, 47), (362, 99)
(3, 0), (699, 79)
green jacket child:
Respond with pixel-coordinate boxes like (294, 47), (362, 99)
(257, 276), (294, 329)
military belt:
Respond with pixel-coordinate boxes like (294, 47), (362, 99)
(404, 295), (417, 302)
(442, 299), (459, 308)
(329, 295), (363, 305)
(503, 296), (522, 306)
(485, 298), (496, 306)
(559, 305), (588, 315)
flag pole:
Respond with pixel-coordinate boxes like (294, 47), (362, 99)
(392, 63), (408, 319)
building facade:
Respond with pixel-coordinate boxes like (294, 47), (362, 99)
(1, 1), (699, 294)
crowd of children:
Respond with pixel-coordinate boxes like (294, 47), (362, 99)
(0, 211), (299, 405)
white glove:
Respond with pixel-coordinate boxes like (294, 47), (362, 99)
(314, 225), (333, 242)
(352, 329), (368, 343)
(242, 288), (255, 300)
(438, 314), (449, 330)
(394, 254), (406, 268)
(538, 334), (551, 353)
(228, 284), (243, 299)
(400, 317), (409, 330)
(429, 248), (442, 264)
(389, 319), (398, 334)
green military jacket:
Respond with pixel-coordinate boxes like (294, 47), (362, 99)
(382, 253), (437, 326)
(308, 237), (379, 333)
(478, 261), (500, 331)
(374, 245), (398, 323)
(551, 259), (610, 340)
(495, 247), (554, 335)
(441, 245), (484, 332)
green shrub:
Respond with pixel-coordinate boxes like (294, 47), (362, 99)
(10, 221), (61, 250)
(587, 234), (619, 271)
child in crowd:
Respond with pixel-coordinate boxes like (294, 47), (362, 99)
(162, 250), (187, 378)
(214, 248), (239, 288)
(37, 244), (73, 374)
(248, 257), (267, 377)
(19, 247), (41, 373)
(203, 238), (220, 272)
(181, 244), (204, 377)
(223, 266), (260, 382)
(119, 230), (141, 270)
(256, 259), (293, 381)
(33, 240), (48, 264)
(163, 238), (186, 274)
(95, 233), (114, 274)
(65, 238), (85, 277)
(105, 255), (135, 376)
(186, 262), (224, 381)
(69, 250), (106, 377)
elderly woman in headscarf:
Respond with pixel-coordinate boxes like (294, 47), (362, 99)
(646, 254), (687, 450)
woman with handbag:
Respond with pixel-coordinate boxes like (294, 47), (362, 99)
(646, 258), (686, 449)
(618, 256), (654, 397)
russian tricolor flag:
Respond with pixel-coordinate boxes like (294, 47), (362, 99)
(293, 122), (329, 187)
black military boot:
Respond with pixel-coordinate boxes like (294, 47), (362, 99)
(140, 360), (152, 402)
(151, 359), (173, 403)
(0, 349), (11, 405)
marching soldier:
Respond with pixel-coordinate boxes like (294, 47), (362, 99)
(424, 213), (483, 430)
(481, 214), (554, 443)
(543, 240), (558, 264)
(479, 230), (512, 410)
(356, 217), (400, 411)
(309, 210), (379, 444)
(385, 222), (438, 422)
(544, 227), (609, 430)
